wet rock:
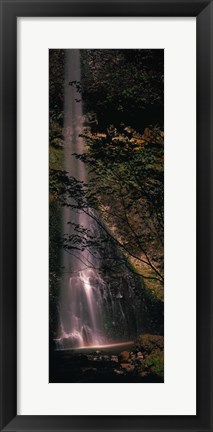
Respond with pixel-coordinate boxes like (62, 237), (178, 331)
(127, 364), (135, 372)
(120, 363), (129, 369)
(139, 371), (147, 377)
(121, 363), (135, 372)
(121, 363), (128, 369)
(103, 355), (110, 361)
(119, 351), (130, 362)
(114, 369), (124, 375)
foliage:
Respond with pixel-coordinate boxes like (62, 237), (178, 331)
(135, 333), (164, 355)
(83, 127), (163, 279)
(49, 49), (65, 126)
(63, 49), (164, 296)
(144, 351), (164, 379)
(57, 128), (163, 294)
(49, 49), (65, 339)
(81, 49), (164, 132)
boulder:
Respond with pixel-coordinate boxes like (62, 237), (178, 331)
(119, 351), (130, 362)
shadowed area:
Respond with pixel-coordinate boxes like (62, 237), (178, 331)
(49, 341), (163, 383)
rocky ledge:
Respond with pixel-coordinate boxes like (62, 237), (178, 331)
(50, 334), (164, 383)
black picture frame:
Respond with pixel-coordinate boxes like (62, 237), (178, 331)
(0, 0), (212, 431)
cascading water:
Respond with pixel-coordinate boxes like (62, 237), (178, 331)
(55, 50), (151, 351)
(56, 50), (106, 349)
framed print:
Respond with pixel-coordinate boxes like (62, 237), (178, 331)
(0, 1), (213, 431)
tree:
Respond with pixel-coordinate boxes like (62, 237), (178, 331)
(81, 49), (164, 132)
(54, 49), (164, 298)
(49, 49), (65, 340)
(55, 125), (164, 291)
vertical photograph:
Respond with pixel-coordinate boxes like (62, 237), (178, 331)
(49, 49), (164, 383)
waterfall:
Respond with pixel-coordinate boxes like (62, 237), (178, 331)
(56, 50), (106, 349)
(55, 50), (149, 351)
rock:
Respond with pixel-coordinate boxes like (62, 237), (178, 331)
(127, 364), (135, 372)
(114, 369), (124, 375)
(137, 352), (144, 362)
(139, 371), (147, 377)
(121, 363), (135, 372)
(103, 355), (110, 361)
(111, 355), (118, 363)
(121, 363), (129, 369)
(119, 351), (130, 362)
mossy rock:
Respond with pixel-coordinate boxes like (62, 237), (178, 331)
(135, 334), (164, 355)
(144, 351), (164, 379)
